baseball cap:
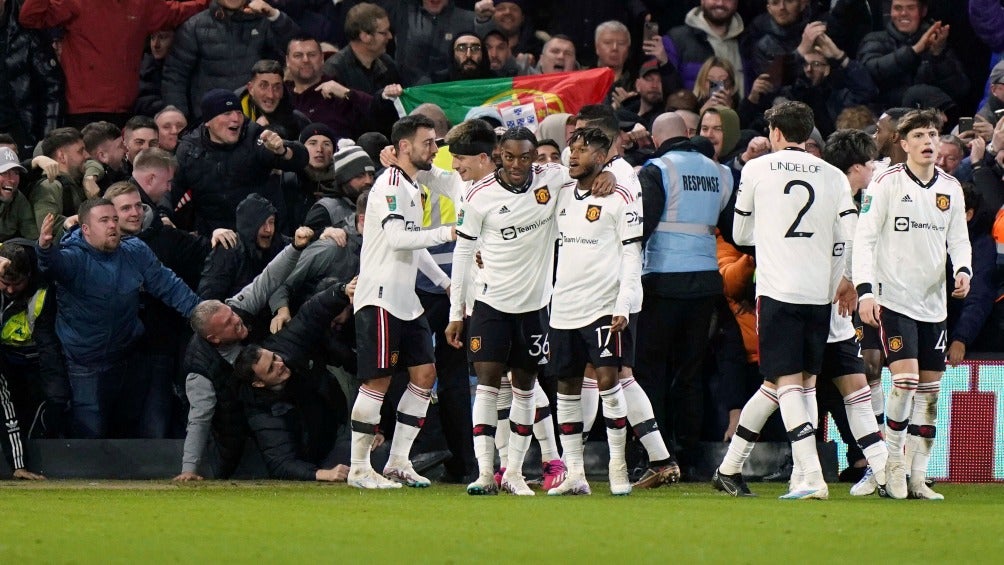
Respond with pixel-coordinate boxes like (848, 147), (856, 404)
(639, 59), (660, 77)
(0, 147), (26, 174)
(990, 60), (1004, 85)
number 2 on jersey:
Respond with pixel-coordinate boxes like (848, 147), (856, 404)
(784, 180), (815, 238)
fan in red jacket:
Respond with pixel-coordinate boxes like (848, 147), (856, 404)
(19, 0), (208, 128)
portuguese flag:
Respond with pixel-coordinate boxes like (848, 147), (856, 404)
(394, 68), (615, 131)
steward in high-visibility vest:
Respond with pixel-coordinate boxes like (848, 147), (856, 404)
(0, 238), (62, 476)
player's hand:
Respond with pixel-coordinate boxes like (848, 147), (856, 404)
(293, 226), (314, 250)
(591, 171), (617, 197)
(948, 340), (966, 367)
(445, 320), (465, 349)
(38, 212), (55, 249)
(833, 276), (857, 317)
(270, 307), (291, 334)
(172, 471), (204, 482)
(12, 468), (45, 480)
(449, 225), (457, 242)
(211, 228), (238, 249)
(320, 226), (348, 247)
(379, 145), (399, 168)
(610, 315), (628, 333)
(858, 297), (881, 328)
(952, 273), (971, 298)
(371, 432), (385, 450)
(475, 250), (484, 269)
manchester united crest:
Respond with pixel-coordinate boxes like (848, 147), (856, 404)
(534, 187), (551, 205)
(888, 336), (903, 352)
(855, 326), (863, 343)
(935, 193), (950, 211)
(470, 336), (482, 353)
(390, 351), (400, 366)
(585, 205), (602, 222)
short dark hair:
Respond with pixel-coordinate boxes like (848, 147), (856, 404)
(133, 147), (178, 171)
(498, 126), (538, 147)
(286, 34), (320, 54)
(445, 118), (497, 156)
(0, 241), (34, 283)
(250, 59), (283, 80)
(0, 133), (17, 148)
(537, 138), (560, 153)
(81, 121), (122, 153)
(764, 101), (815, 144)
(124, 115), (157, 134)
(232, 344), (263, 386)
(823, 129), (877, 172)
(391, 114), (436, 149)
(896, 108), (942, 138)
(345, 2), (387, 42)
(567, 127), (612, 154)
(78, 198), (114, 225)
(576, 104), (619, 141)
(883, 107), (913, 125)
(41, 127), (83, 158)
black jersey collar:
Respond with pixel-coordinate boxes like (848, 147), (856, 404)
(494, 167), (534, 194)
(903, 164), (939, 189)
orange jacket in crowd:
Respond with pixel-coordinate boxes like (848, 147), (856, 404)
(716, 231), (759, 364)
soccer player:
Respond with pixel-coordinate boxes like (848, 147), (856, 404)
(853, 108), (971, 500)
(714, 130), (891, 497)
(445, 127), (614, 496)
(348, 115), (457, 489)
(718, 101), (857, 500)
(547, 128), (642, 496)
(574, 105), (682, 487)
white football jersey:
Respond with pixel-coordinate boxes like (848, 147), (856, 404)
(449, 162), (570, 319)
(604, 156), (644, 314)
(355, 166), (454, 320)
(853, 164), (972, 322)
(551, 182), (643, 329)
(734, 147), (857, 305)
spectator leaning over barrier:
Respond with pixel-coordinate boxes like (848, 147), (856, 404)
(36, 200), (202, 439)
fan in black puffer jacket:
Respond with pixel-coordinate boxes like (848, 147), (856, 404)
(0, 0), (62, 155)
(161, 0), (300, 121)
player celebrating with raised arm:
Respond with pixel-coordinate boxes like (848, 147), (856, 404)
(445, 127), (615, 496)
(722, 101), (858, 500)
(546, 128), (642, 496)
(853, 109), (971, 500)
(349, 115), (457, 490)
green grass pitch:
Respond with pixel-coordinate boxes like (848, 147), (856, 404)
(1, 481), (1003, 563)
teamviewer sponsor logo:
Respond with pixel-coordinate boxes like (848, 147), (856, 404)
(501, 226), (517, 240)
(894, 217), (909, 232)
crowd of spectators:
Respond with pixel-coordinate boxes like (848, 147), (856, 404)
(1, 0), (1003, 484)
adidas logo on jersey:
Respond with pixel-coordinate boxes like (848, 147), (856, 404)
(901, 195), (913, 202)
(559, 208), (566, 216)
(599, 348), (612, 358)
(498, 205), (511, 214)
